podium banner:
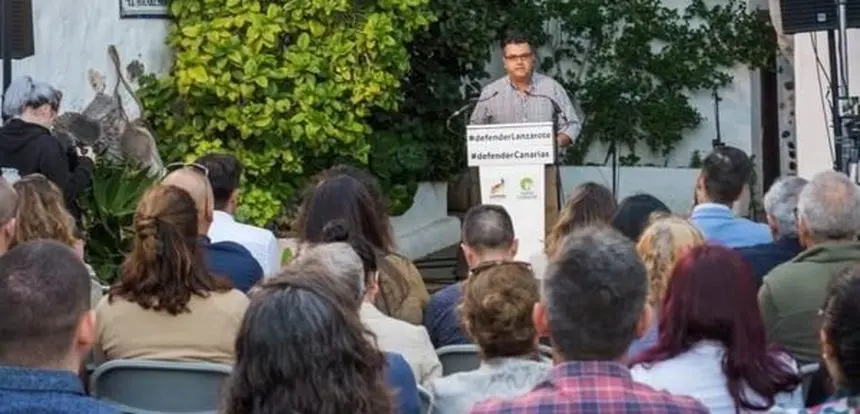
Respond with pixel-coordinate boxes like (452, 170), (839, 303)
(477, 165), (546, 262)
(467, 122), (554, 262)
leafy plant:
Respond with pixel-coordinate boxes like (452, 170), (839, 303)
(137, 0), (434, 226)
(80, 161), (157, 282)
(548, 0), (774, 163)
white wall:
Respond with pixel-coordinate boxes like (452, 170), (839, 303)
(1, 0), (171, 116)
(794, 30), (860, 178)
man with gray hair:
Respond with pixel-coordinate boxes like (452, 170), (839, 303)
(472, 226), (706, 413)
(423, 204), (519, 348)
(737, 176), (807, 288)
(295, 232), (441, 386)
(759, 170), (860, 364)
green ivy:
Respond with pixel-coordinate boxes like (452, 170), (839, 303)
(547, 0), (774, 163)
(137, 0), (433, 226)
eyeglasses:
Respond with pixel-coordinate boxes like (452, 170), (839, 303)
(165, 162), (209, 178)
(504, 53), (533, 62)
(468, 260), (533, 278)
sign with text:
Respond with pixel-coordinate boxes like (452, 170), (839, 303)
(120, 0), (169, 18)
(466, 122), (555, 166)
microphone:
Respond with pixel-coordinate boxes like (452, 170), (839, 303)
(446, 91), (500, 134)
(523, 90), (569, 128)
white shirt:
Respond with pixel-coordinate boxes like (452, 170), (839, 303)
(208, 210), (280, 276)
(360, 302), (442, 386)
(631, 341), (804, 413)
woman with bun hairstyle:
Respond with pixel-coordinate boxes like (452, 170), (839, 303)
(94, 184), (248, 364)
(425, 261), (549, 414)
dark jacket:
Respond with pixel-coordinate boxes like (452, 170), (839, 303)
(201, 236), (263, 293)
(0, 118), (93, 221)
(736, 236), (804, 290)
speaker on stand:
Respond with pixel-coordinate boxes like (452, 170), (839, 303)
(778, 0), (860, 179)
(0, 0), (35, 119)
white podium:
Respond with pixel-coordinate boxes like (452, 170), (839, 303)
(466, 122), (555, 262)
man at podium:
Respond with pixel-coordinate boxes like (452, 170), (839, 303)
(469, 34), (581, 235)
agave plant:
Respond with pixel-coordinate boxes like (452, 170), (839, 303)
(79, 160), (157, 283)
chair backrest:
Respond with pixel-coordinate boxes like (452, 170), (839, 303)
(417, 385), (433, 414)
(89, 359), (232, 414)
(436, 345), (481, 376)
(799, 362), (821, 402)
(437, 344), (553, 376)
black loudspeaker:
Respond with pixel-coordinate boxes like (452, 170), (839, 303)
(0, 0), (34, 59)
(780, 0), (860, 35)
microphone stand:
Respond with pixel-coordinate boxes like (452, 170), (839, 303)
(712, 87), (724, 149)
(446, 91), (500, 135)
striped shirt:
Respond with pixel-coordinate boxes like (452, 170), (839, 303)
(469, 72), (581, 140)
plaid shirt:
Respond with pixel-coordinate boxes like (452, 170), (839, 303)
(470, 361), (708, 414)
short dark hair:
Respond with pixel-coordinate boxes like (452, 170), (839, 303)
(544, 226), (647, 360)
(462, 204), (515, 252)
(701, 146), (752, 204)
(0, 240), (91, 367)
(611, 193), (670, 241)
(501, 33), (531, 50)
(195, 153), (243, 210)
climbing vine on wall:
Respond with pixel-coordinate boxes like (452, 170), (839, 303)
(137, 0), (433, 226)
(546, 0), (775, 164)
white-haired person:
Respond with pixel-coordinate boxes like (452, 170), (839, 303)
(0, 76), (94, 223)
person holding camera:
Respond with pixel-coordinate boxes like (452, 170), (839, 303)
(0, 76), (95, 223)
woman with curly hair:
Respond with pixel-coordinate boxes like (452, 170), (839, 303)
(627, 215), (704, 359)
(223, 261), (395, 414)
(94, 184), (247, 364)
(426, 261), (549, 414)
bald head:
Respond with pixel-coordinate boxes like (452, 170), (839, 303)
(162, 168), (214, 234)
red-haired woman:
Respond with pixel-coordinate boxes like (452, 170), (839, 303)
(630, 245), (802, 413)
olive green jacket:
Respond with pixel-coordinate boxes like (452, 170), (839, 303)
(759, 241), (860, 364)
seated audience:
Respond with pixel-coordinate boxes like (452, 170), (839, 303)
(471, 226), (707, 413)
(0, 76), (94, 224)
(0, 177), (17, 254)
(737, 176), (807, 289)
(690, 145), (771, 247)
(759, 170), (860, 364)
(428, 261), (549, 414)
(530, 181), (615, 278)
(223, 260), (415, 414)
(627, 216), (704, 360)
(298, 172), (428, 324)
(94, 185), (248, 364)
(794, 264), (860, 412)
(316, 221), (441, 386)
(611, 193), (670, 241)
(631, 245), (801, 412)
(163, 165), (263, 292)
(0, 241), (116, 413)
(10, 173), (103, 305)
(196, 153), (281, 276)
(424, 204), (518, 348)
